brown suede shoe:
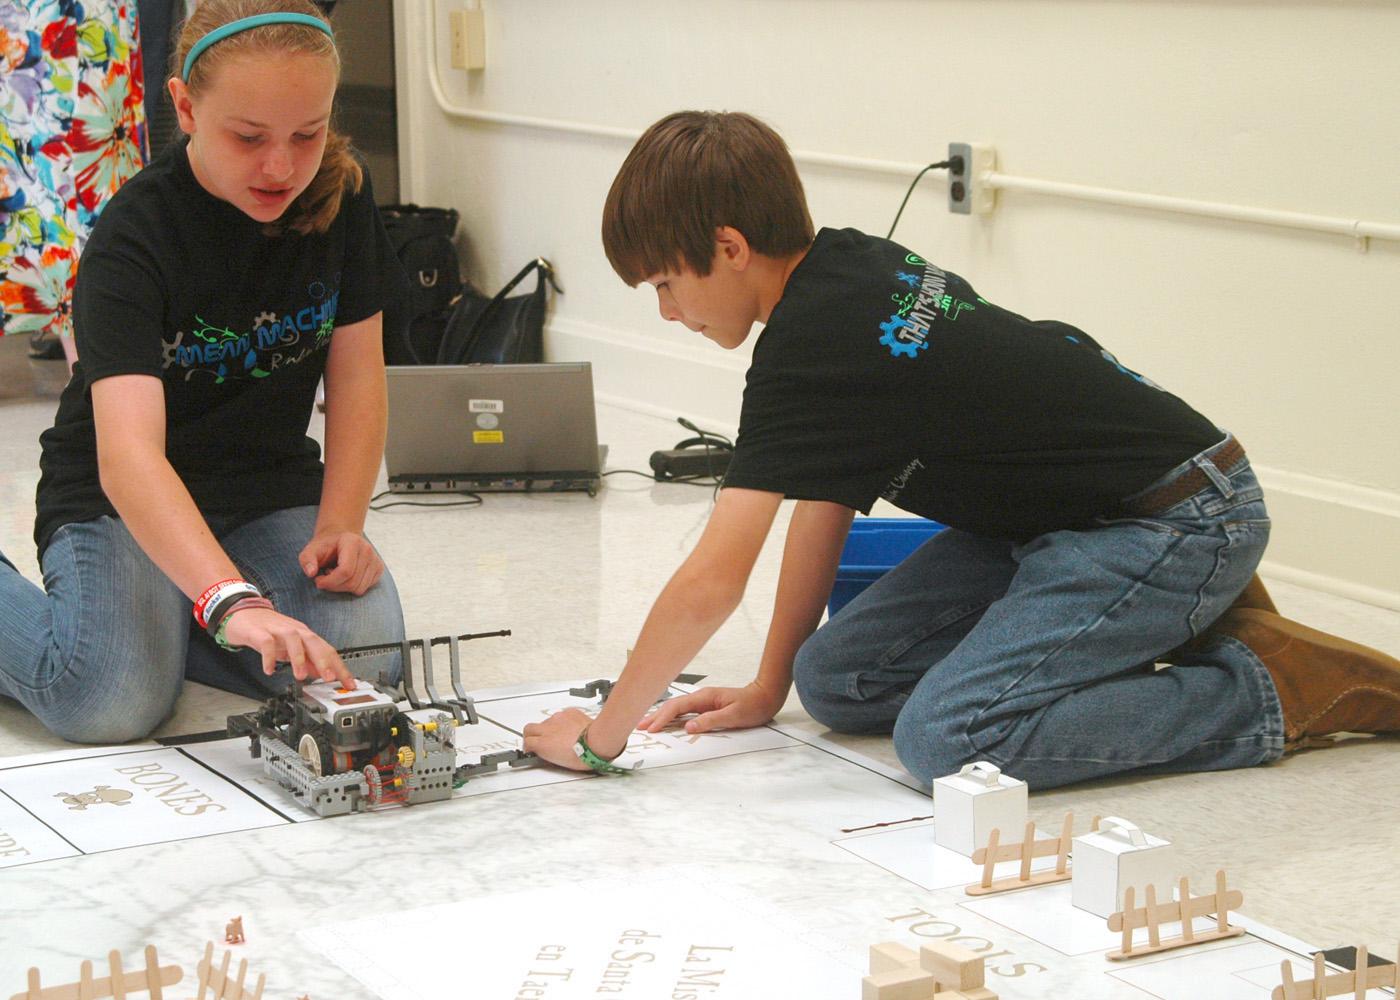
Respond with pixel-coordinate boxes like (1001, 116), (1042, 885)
(1210, 608), (1400, 750)
(1163, 574), (1277, 661)
(1232, 574), (1278, 614)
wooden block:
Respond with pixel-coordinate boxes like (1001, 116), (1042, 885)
(870, 941), (921, 973)
(932, 989), (998, 1000)
(919, 941), (985, 991)
(862, 966), (938, 1000)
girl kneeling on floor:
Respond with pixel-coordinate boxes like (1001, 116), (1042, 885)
(0, 0), (405, 742)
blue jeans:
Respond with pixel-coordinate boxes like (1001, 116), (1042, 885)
(0, 506), (404, 743)
(793, 437), (1283, 790)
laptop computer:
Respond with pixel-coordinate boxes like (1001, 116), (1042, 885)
(384, 362), (603, 496)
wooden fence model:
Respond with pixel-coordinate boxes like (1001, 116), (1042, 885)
(192, 943), (265, 1000)
(1273, 946), (1400, 1000)
(10, 943), (266, 1000)
(965, 813), (1100, 896)
(9, 946), (181, 1000)
(1105, 869), (1244, 960)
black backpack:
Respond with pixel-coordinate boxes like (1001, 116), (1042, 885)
(435, 257), (560, 366)
(379, 204), (463, 365)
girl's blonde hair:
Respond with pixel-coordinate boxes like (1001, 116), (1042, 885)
(173, 0), (362, 235)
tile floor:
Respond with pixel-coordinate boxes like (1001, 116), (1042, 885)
(2, 345), (1398, 958)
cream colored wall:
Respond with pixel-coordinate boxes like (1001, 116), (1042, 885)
(391, 0), (1400, 607)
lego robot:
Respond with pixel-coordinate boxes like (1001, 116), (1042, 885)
(227, 630), (541, 817)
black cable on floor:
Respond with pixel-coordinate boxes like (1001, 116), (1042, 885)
(369, 489), (484, 511)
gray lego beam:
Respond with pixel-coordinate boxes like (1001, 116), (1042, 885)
(400, 639), (425, 709)
(454, 749), (541, 781)
(419, 639), (454, 721)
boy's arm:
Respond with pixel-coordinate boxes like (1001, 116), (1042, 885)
(750, 498), (855, 708)
(521, 486), (784, 768)
(639, 499), (854, 734)
(757, 499), (855, 695)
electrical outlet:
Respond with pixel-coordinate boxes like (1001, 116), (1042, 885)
(948, 142), (997, 215)
(449, 7), (486, 71)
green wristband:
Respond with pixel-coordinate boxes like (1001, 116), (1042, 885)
(574, 725), (632, 776)
(211, 596), (274, 652)
(213, 614), (246, 652)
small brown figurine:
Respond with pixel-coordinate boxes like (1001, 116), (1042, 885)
(224, 915), (245, 944)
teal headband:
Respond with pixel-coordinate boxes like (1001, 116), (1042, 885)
(181, 12), (334, 82)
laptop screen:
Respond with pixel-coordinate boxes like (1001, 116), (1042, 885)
(384, 362), (601, 493)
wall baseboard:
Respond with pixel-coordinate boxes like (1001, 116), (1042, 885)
(547, 316), (1400, 610)
(1257, 561), (1400, 612)
(1250, 468), (1400, 610)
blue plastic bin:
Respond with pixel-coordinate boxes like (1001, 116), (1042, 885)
(827, 517), (945, 618)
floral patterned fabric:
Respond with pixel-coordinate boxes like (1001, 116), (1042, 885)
(1, 0), (147, 341)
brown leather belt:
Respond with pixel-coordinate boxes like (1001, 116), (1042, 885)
(1121, 437), (1247, 517)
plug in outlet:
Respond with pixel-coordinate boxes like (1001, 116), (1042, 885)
(948, 142), (997, 215)
(450, 7), (486, 71)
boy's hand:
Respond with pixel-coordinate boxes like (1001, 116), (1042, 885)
(522, 708), (595, 771)
(638, 681), (786, 735)
(299, 531), (384, 595)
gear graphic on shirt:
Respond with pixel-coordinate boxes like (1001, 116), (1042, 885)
(242, 311), (279, 379)
(879, 330), (926, 358)
(250, 311), (279, 353)
(878, 315), (927, 359)
(161, 330), (186, 369)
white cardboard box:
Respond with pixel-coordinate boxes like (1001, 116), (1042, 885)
(931, 761), (1028, 857)
(1071, 816), (1177, 918)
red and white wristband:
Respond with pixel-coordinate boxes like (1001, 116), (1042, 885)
(194, 578), (263, 630)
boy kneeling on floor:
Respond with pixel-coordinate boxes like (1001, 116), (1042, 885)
(524, 110), (1400, 788)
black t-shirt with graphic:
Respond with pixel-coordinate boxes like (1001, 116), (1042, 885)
(722, 227), (1224, 542)
(34, 141), (397, 556)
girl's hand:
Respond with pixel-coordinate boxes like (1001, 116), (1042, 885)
(299, 531), (384, 595)
(221, 607), (356, 687)
(638, 681), (786, 735)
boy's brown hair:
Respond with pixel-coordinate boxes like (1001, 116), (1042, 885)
(602, 111), (814, 286)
